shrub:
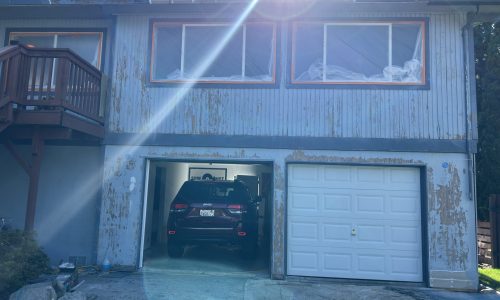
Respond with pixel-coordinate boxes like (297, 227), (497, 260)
(0, 229), (50, 299)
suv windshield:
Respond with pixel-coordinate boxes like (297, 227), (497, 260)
(176, 181), (250, 204)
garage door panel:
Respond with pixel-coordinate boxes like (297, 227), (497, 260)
(391, 226), (421, 245)
(289, 251), (318, 271)
(289, 211), (420, 223)
(390, 168), (420, 184)
(356, 195), (385, 213)
(356, 224), (385, 243)
(323, 223), (351, 242)
(289, 222), (319, 240)
(289, 192), (319, 211)
(357, 254), (386, 273)
(391, 256), (422, 276)
(324, 253), (352, 272)
(289, 187), (420, 220)
(287, 164), (422, 282)
(289, 164), (321, 183)
(289, 215), (420, 225)
(356, 167), (385, 184)
(390, 195), (420, 214)
(289, 245), (422, 281)
(324, 165), (352, 183)
(288, 216), (421, 247)
(289, 166), (419, 192)
(288, 216), (353, 248)
(324, 194), (352, 212)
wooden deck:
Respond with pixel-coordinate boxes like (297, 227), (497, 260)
(0, 44), (104, 141)
(0, 44), (105, 231)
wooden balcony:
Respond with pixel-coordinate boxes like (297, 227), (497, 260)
(0, 44), (105, 142)
(0, 44), (105, 231)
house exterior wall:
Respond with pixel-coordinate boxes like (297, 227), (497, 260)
(97, 145), (477, 290)
(108, 9), (470, 141)
(98, 6), (478, 289)
(0, 17), (112, 265)
(0, 146), (103, 266)
(0, 2), (479, 290)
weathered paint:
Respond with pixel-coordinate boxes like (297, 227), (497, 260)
(97, 147), (146, 264)
(108, 9), (469, 140)
(97, 145), (477, 289)
(0, 3), (479, 291)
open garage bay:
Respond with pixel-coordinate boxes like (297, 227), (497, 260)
(140, 160), (273, 277)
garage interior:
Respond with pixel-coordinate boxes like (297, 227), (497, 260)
(141, 160), (273, 276)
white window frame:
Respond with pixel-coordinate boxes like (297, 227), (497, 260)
(291, 20), (426, 85)
(151, 22), (277, 84)
(8, 31), (104, 93)
(8, 31), (104, 69)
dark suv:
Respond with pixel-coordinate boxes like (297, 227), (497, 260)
(166, 180), (260, 258)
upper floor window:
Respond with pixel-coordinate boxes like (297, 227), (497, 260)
(291, 20), (426, 86)
(150, 22), (277, 84)
(8, 31), (104, 69)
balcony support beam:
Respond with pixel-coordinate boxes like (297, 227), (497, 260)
(26, 127), (43, 232)
(3, 126), (44, 231)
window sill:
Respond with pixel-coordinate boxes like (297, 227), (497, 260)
(287, 81), (430, 90)
(148, 80), (280, 89)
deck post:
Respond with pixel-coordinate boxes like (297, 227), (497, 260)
(24, 126), (44, 231)
(1, 46), (103, 231)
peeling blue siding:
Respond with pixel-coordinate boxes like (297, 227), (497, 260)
(109, 11), (468, 140)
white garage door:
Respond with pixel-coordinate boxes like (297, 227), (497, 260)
(287, 164), (422, 282)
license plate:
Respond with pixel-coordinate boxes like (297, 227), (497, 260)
(200, 209), (215, 217)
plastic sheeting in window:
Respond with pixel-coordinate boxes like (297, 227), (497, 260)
(152, 23), (275, 82)
(294, 22), (424, 84)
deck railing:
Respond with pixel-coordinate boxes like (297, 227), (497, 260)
(0, 44), (103, 124)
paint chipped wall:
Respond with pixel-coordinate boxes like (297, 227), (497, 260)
(108, 10), (469, 140)
(97, 145), (478, 289)
(427, 162), (477, 290)
(97, 147), (146, 264)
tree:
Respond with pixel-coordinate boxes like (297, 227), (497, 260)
(474, 22), (500, 220)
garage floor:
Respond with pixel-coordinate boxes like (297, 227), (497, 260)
(143, 244), (269, 277)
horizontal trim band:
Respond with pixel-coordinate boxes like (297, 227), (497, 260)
(103, 133), (477, 153)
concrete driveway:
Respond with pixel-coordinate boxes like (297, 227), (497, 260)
(76, 269), (500, 300)
(75, 245), (500, 299)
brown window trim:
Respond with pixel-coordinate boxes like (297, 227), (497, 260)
(290, 20), (427, 87)
(149, 21), (278, 85)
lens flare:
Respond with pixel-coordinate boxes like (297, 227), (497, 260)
(254, 0), (317, 21)
(38, 0), (260, 276)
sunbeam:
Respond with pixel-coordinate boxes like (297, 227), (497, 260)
(136, 0), (259, 141)
(35, 0), (260, 264)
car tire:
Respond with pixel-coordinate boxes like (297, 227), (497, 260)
(167, 243), (184, 258)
